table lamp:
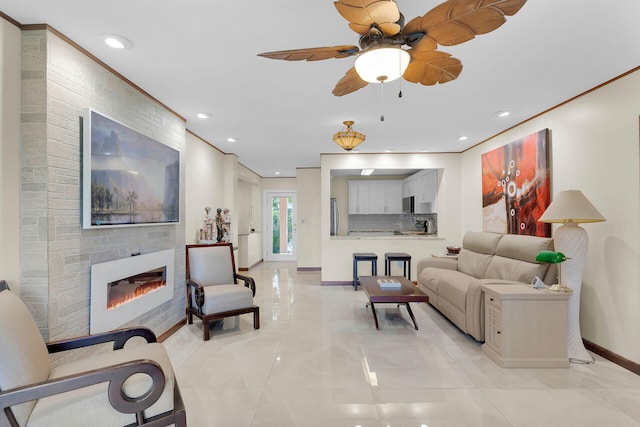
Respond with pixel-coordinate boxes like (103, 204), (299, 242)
(538, 190), (605, 363)
(535, 250), (570, 292)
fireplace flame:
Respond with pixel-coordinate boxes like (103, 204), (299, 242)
(107, 278), (166, 310)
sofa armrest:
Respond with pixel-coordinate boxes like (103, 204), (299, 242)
(416, 257), (458, 276)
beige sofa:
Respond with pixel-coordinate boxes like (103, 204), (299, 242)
(416, 231), (556, 341)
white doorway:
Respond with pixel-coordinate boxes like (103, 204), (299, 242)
(264, 191), (296, 261)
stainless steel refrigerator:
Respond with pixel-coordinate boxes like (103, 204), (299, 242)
(330, 198), (339, 235)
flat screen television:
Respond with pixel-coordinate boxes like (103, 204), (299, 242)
(82, 109), (180, 229)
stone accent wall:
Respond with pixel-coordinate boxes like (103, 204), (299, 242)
(21, 30), (50, 337)
(20, 29), (186, 342)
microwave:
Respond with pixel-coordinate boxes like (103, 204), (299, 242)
(402, 196), (414, 213)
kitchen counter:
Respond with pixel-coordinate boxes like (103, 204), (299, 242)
(332, 233), (443, 240)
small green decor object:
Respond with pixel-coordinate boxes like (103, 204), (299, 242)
(535, 250), (567, 264)
(535, 250), (572, 293)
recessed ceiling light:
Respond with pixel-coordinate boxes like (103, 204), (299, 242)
(196, 113), (209, 119)
(495, 111), (510, 117)
(275, 171), (281, 175)
(361, 169), (375, 176)
(384, 149), (393, 153)
(227, 137), (237, 143)
(458, 136), (468, 141)
(421, 148), (431, 152)
(104, 34), (133, 50)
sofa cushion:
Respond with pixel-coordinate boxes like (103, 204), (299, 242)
(486, 234), (553, 283)
(462, 231), (502, 255)
(485, 256), (540, 284)
(457, 250), (493, 279)
(432, 269), (481, 313)
(495, 233), (553, 262)
(457, 232), (502, 278)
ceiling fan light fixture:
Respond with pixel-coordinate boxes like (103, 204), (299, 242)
(333, 120), (366, 151)
(354, 46), (410, 83)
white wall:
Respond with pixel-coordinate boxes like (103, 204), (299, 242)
(184, 132), (227, 244)
(296, 168), (321, 268)
(0, 19), (20, 293)
(321, 153), (462, 281)
(184, 133), (264, 268)
(237, 163), (262, 235)
(460, 69), (640, 363)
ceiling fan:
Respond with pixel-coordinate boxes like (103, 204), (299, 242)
(258, 0), (527, 96)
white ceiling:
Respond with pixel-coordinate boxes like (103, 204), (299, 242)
(2, 1), (639, 178)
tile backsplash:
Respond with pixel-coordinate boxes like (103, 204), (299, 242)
(349, 213), (437, 232)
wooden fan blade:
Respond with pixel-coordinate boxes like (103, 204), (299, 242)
(334, 0), (402, 36)
(403, 50), (463, 86)
(404, 0), (527, 46)
(258, 45), (359, 61)
(403, 31), (438, 54)
(332, 67), (369, 96)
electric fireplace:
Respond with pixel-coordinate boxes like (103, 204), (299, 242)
(90, 249), (175, 334)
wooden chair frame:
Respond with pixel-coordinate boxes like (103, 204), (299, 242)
(186, 243), (260, 340)
(0, 282), (186, 427)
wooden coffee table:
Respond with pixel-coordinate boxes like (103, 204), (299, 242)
(358, 276), (429, 330)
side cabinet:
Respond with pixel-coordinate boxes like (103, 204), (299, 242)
(481, 284), (570, 368)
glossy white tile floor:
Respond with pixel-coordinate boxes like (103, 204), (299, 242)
(163, 262), (640, 427)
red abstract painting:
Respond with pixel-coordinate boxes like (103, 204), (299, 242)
(481, 129), (551, 237)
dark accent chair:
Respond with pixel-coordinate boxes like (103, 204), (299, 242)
(0, 280), (186, 427)
(186, 243), (260, 340)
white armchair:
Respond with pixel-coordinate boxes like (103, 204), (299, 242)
(186, 243), (260, 340)
(0, 280), (186, 427)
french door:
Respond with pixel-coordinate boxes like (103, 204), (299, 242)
(264, 191), (296, 261)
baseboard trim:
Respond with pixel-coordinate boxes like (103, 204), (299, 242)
(239, 259), (263, 271)
(584, 339), (640, 376)
(321, 281), (352, 286)
(297, 267), (321, 271)
(158, 317), (186, 343)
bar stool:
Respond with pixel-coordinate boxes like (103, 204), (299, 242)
(384, 252), (412, 280)
(352, 253), (378, 290)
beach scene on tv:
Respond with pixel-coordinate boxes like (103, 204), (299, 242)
(88, 111), (179, 226)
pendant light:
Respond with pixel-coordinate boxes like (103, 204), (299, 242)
(333, 121), (366, 151)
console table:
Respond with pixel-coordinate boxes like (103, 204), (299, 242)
(481, 284), (570, 368)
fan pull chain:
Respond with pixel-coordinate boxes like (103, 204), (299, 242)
(380, 81), (385, 122)
(398, 53), (403, 98)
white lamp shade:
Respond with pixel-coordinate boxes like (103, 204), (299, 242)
(538, 190), (605, 224)
(354, 47), (410, 83)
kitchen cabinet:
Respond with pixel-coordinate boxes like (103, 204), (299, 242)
(348, 181), (369, 214)
(402, 178), (414, 198)
(405, 170), (438, 213)
(367, 181), (402, 214)
(348, 180), (402, 214)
